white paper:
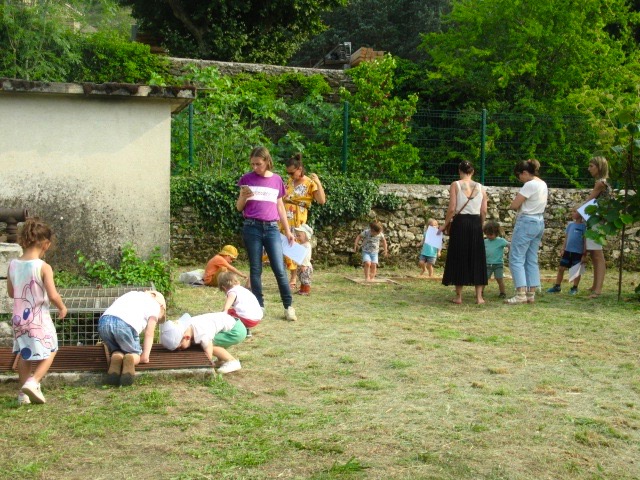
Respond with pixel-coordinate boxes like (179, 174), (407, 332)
(568, 262), (585, 282)
(577, 198), (597, 221)
(424, 225), (443, 249)
(280, 233), (308, 265)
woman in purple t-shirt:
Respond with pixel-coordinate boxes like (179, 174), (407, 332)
(236, 147), (297, 322)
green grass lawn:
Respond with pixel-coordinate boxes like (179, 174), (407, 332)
(1, 265), (639, 479)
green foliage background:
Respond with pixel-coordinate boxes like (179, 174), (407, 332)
(171, 172), (399, 236)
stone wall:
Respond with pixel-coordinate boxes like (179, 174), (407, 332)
(170, 184), (640, 269)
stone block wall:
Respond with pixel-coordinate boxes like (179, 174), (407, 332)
(171, 184), (640, 269)
(0, 243), (22, 315)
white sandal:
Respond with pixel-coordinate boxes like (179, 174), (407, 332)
(504, 293), (527, 305)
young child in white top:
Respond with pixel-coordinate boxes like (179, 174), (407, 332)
(293, 223), (314, 295)
(417, 218), (441, 277)
(354, 221), (388, 282)
(160, 312), (247, 374)
(98, 289), (166, 386)
(8, 217), (67, 405)
(218, 271), (263, 337)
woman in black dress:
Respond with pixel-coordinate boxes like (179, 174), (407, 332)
(440, 161), (488, 304)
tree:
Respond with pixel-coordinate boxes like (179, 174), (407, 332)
(420, 0), (640, 112)
(119, 0), (346, 64)
(289, 0), (451, 66)
(0, 1), (80, 81)
(337, 55), (422, 182)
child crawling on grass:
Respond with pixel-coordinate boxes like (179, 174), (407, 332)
(160, 311), (247, 374)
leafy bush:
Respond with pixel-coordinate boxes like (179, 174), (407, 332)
(73, 31), (170, 84)
(0, 2), (80, 81)
(171, 66), (339, 176)
(337, 56), (423, 183)
(76, 244), (174, 300)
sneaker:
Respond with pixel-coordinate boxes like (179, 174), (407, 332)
(17, 392), (31, 406)
(246, 329), (252, 338)
(284, 306), (297, 321)
(21, 380), (46, 404)
(120, 353), (136, 387)
(498, 292), (506, 299)
(569, 286), (578, 295)
(546, 285), (562, 293)
(217, 359), (242, 374)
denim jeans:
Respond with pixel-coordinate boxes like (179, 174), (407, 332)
(509, 215), (545, 288)
(242, 219), (292, 309)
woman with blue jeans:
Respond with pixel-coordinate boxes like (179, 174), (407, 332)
(506, 159), (548, 305)
(236, 147), (297, 321)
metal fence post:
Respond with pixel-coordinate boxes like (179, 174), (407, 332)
(480, 108), (487, 184)
(342, 101), (349, 173)
(188, 103), (194, 168)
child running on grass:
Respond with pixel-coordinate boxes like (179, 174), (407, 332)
(418, 218), (441, 277)
(483, 220), (510, 298)
(354, 221), (388, 282)
(98, 290), (166, 386)
(218, 271), (263, 338)
(8, 217), (67, 405)
(160, 311), (247, 374)
(547, 210), (586, 295)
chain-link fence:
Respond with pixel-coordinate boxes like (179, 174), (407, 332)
(173, 104), (599, 187)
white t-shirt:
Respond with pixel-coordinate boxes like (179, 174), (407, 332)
(518, 179), (548, 215)
(299, 242), (312, 267)
(228, 285), (263, 321)
(103, 291), (161, 334)
(190, 312), (237, 346)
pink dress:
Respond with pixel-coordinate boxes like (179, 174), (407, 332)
(9, 259), (58, 360)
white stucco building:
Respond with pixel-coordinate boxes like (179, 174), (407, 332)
(0, 78), (195, 269)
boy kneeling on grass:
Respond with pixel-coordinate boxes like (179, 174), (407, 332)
(160, 312), (247, 374)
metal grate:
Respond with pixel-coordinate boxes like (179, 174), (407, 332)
(51, 285), (152, 346)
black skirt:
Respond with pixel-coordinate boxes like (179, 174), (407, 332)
(442, 214), (488, 286)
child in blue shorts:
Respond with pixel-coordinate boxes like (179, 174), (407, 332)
(354, 221), (388, 282)
(483, 220), (510, 298)
(418, 218), (441, 277)
(160, 312), (247, 374)
(547, 210), (586, 295)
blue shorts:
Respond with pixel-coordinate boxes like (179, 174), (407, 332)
(98, 315), (142, 355)
(559, 251), (583, 268)
(419, 255), (437, 265)
(362, 252), (379, 264)
(487, 263), (504, 279)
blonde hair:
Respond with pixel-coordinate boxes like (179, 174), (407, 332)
(218, 271), (240, 291)
(18, 217), (53, 249)
(427, 217), (438, 227)
(589, 156), (609, 180)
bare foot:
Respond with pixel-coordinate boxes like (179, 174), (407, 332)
(476, 298), (485, 305)
(450, 298), (462, 304)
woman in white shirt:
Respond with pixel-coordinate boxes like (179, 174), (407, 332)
(506, 159), (548, 305)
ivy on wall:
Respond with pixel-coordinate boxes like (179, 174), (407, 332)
(170, 173), (402, 235)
